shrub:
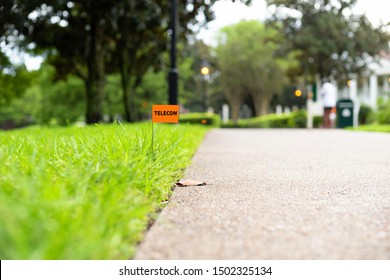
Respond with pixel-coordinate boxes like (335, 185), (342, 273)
(179, 113), (221, 127)
(221, 110), (311, 128)
(348, 124), (390, 133)
(313, 116), (323, 128)
(358, 104), (373, 125)
(375, 100), (390, 124)
(287, 110), (307, 128)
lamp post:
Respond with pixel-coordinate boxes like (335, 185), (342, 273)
(200, 65), (209, 112)
(168, 0), (178, 105)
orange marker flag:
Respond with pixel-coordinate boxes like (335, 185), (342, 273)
(152, 105), (179, 123)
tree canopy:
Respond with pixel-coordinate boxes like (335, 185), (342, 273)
(4, 0), (389, 126)
(1, 0), (251, 124)
(266, 0), (390, 83)
(216, 20), (298, 122)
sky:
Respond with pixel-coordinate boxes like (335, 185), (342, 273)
(22, 0), (390, 70)
(198, 0), (390, 45)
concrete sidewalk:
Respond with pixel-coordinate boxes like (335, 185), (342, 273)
(135, 129), (390, 259)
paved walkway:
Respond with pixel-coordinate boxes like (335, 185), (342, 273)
(135, 129), (390, 259)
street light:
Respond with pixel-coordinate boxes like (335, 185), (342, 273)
(200, 66), (209, 76)
(200, 64), (210, 112)
(294, 89), (302, 97)
(168, 0), (178, 105)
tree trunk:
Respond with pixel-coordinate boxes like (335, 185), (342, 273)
(259, 96), (269, 115)
(119, 47), (136, 122)
(119, 45), (130, 122)
(251, 90), (270, 116)
(85, 20), (105, 124)
(231, 103), (240, 124)
(225, 88), (244, 124)
(252, 91), (262, 117)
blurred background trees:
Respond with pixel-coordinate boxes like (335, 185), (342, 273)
(266, 0), (390, 85)
(216, 20), (299, 123)
(0, 0), (389, 128)
(1, 0), (251, 126)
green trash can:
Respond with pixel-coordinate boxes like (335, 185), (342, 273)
(336, 99), (353, 128)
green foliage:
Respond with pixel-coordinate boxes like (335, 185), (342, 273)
(270, 85), (307, 109)
(178, 54), (198, 108)
(1, 0), (251, 123)
(103, 74), (124, 120)
(266, 0), (390, 82)
(287, 110), (306, 128)
(0, 123), (208, 259)
(347, 124), (390, 133)
(349, 99), (390, 129)
(313, 115), (323, 128)
(216, 20), (298, 122)
(221, 111), (309, 128)
(130, 69), (168, 120)
(38, 73), (86, 126)
(375, 99), (390, 124)
(0, 51), (11, 71)
(0, 67), (33, 107)
(358, 104), (373, 125)
(0, 67), (36, 129)
(179, 113), (221, 127)
(181, 40), (218, 112)
(1, 1), (252, 124)
(0, 65), (94, 129)
(0, 83), (39, 129)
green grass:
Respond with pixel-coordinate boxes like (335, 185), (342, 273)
(347, 124), (390, 133)
(0, 123), (209, 259)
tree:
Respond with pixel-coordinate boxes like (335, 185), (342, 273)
(0, 66), (32, 107)
(0, 0), (23, 67)
(111, 0), (250, 122)
(22, 0), (114, 124)
(1, 64), (86, 126)
(216, 20), (296, 122)
(1, 0), (253, 124)
(110, 1), (166, 122)
(0, 0), (116, 124)
(0, 1), (34, 108)
(36, 65), (86, 125)
(266, 0), (390, 83)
